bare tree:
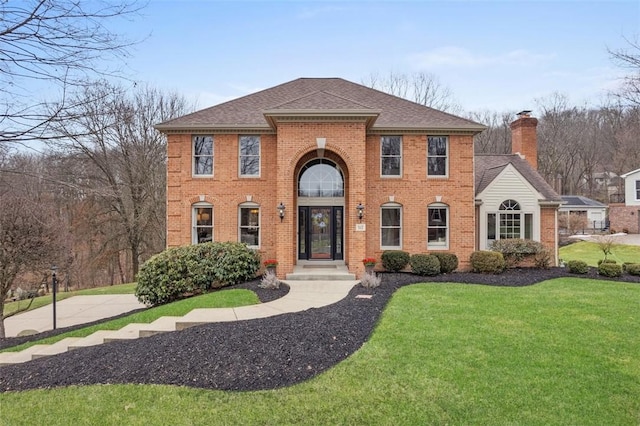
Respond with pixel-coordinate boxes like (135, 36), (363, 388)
(0, 0), (143, 145)
(51, 82), (192, 278)
(609, 37), (640, 107)
(363, 71), (461, 113)
(467, 110), (514, 154)
(0, 188), (60, 338)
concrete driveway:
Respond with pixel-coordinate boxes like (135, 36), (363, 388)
(569, 233), (640, 246)
(4, 295), (146, 338)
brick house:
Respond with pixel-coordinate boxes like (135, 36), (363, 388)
(156, 78), (560, 278)
(609, 168), (640, 234)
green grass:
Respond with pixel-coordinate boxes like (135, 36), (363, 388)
(1, 278), (639, 425)
(2, 289), (259, 353)
(4, 282), (137, 317)
(559, 240), (640, 266)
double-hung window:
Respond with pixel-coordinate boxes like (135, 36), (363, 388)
(427, 204), (449, 249)
(381, 203), (402, 248)
(636, 180), (640, 200)
(193, 203), (213, 244)
(427, 136), (448, 177)
(193, 135), (213, 176)
(239, 135), (260, 177)
(239, 203), (260, 248)
(381, 136), (402, 177)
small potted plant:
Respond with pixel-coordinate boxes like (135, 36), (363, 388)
(363, 257), (376, 273)
(263, 259), (278, 273)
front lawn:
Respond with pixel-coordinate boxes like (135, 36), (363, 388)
(559, 240), (640, 266)
(1, 278), (639, 425)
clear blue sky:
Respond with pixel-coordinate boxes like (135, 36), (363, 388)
(119, 0), (639, 113)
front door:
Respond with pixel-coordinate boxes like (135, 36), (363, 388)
(298, 206), (343, 260)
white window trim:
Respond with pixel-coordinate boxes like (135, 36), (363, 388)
(380, 203), (402, 249)
(192, 202), (213, 244)
(380, 136), (402, 178)
(238, 135), (261, 178)
(427, 135), (449, 178)
(192, 135), (214, 177)
(238, 202), (260, 249)
(427, 203), (449, 250)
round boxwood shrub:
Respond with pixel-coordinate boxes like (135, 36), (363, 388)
(470, 251), (506, 274)
(410, 254), (441, 276)
(625, 263), (640, 276)
(432, 252), (459, 273)
(566, 260), (588, 274)
(135, 242), (260, 306)
(597, 262), (623, 278)
(597, 258), (617, 266)
(381, 250), (410, 272)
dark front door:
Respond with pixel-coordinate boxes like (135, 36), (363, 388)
(298, 206), (343, 260)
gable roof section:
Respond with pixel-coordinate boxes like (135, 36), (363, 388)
(621, 167), (640, 178)
(475, 154), (562, 202)
(156, 78), (486, 133)
(560, 195), (607, 208)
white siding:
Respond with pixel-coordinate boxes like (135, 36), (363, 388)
(477, 164), (542, 250)
(623, 169), (640, 206)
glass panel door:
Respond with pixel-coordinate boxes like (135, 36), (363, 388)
(310, 207), (332, 259)
(298, 207), (307, 258)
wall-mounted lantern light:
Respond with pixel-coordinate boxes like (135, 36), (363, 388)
(356, 202), (365, 221)
(277, 202), (286, 222)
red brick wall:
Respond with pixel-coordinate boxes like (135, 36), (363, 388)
(609, 204), (640, 234)
(166, 123), (477, 277)
(510, 116), (538, 170)
(540, 206), (559, 265)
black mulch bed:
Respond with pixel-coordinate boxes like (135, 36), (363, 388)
(1, 267), (638, 393)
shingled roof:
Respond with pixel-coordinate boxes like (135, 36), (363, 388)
(156, 77), (486, 133)
(475, 154), (562, 202)
(560, 195), (607, 208)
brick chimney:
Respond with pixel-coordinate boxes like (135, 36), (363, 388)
(510, 110), (538, 170)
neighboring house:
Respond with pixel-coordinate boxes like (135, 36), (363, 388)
(609, 167), (640, 233)
(475, 112), (562, 259)
(558, 195), (608, 231)
(156, 78), (560, 277)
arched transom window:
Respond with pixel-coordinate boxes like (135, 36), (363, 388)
(298, 159), (344, 197)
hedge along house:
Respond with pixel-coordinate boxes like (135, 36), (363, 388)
(155, 78), (489, 278)
(475, 112), (563, 263)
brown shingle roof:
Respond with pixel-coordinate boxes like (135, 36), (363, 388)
(156, 77), (485, 132)
(475, 154), (562, 202)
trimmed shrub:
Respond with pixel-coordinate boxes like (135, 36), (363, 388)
(410, 254), (441, 276)
(567, 260), (589, 274)
(533, 249), (552, 269)
(432, 252), (459, 273)
(598, 262), (623, 278)
(470, 251), (506, 274)
(135, 242), (260, 306)
(597, 258), (617, 266)
(490, 238), (546, 268)
(625, 263), (640, 276)
(381, 250), (410, 272)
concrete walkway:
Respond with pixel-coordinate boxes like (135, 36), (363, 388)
(0, 280), (358, 366)
(4, 295), (146, 338)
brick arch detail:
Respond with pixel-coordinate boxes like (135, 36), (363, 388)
(289, 143), (353, 178)
(187, 195), (220, 206)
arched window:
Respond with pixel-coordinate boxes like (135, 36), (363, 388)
(499, 199), (521, 239)
(428, 203), (449, 249)
(192, 202), (213, 244)
(298, 159), (344, 197)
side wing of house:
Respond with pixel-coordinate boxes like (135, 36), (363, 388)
(476, 163), (559, 263)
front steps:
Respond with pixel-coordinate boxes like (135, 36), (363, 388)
(285, 263), (356, 281)
(0, 279), (359, 366)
